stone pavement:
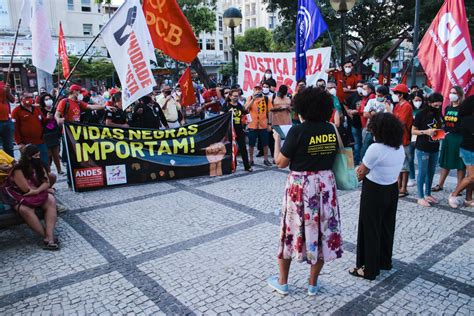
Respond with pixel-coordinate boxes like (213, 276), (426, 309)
(0, 160), (473, 315)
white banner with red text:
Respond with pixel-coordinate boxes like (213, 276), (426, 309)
(101, 0), (156, 109)
(238, 47), (331, 96)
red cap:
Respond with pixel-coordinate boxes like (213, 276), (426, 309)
(69, 84), (82, 92)
(392, 84), (409, 94)
(109, 88), (119, 96)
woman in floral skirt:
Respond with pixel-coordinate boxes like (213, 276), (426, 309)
(268, 86), (343, 296)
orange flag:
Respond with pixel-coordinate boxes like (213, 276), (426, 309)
(58, 22), (70, 78)
(143, 0), (200, 63)
(178, 67), (196, 106)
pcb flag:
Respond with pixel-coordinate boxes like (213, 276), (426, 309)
(101, 0), (157, 109)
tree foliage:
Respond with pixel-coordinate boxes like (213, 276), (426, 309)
(178, 0), (217, 35)
(55, 56), (115, 81)
(264, 0), (474, 64)
(234, 27), (274, 52)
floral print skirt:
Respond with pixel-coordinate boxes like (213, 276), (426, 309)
(277, 170), (343, 264)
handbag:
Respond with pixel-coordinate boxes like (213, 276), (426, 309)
(1, 170), (49, 208)
(331, 123), (358, 190)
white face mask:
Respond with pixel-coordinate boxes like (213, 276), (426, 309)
(262, 88), (269, 94)
(344, 67), (352, 74)
(449, 93), (459, 102)
(362, 90), (369, 96)
(77, 94), (84, 102)
(391, 94), (399, 103)
(265, 73), (272, 79)
(45, 99), (53, 107)
(357, 87), (363, 94)
(413, 101), (422, 109)
(329, 88), (337, 96)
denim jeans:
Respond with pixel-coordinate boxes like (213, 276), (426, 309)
(416, 149), (439, 199)
(351, 126), (362, 165)
(0, 120), (14, 157)
(408, 142), (416, 180)
(361, 131), (373, 161)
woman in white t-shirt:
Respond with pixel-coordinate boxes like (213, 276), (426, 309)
(349, 112), (405, 280)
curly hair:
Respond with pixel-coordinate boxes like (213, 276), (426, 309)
(38, 93), (54, 110)
(292, 86), (334, 122)
(367, 112), (403, 149)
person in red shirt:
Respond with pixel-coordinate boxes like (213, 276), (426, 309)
(392, 84), (414, 197)
(326, 60), (362, 105)
(54, 84), (106, 187)
(54, 84), (106, 126)
(12, 93), (50, 167)
(201, 83), (222, 119)
(0, 79), (15, 157)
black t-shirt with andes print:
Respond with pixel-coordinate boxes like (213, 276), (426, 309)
(281, 121), (338, 171)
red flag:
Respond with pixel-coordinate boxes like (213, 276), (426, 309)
(143, 0), (200, 63)
(418, 0), (473, 109)
(58, 22), (70, 78)
(178, 67), (196, 106)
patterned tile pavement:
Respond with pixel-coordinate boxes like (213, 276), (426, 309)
(0, 161), (473, 314)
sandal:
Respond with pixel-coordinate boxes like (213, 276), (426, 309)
(464, 200), (474, 207)
(425, 196), (439, 204)
(431, 185), (443, 192)
(348, 267), (365, 278)
(398, 191), (408, 198)
(417, 198), (431, 207)
(43, 240), (60, 251)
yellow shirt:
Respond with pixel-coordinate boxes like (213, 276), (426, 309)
(0, 149), (14, 181)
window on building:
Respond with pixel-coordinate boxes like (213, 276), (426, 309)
(99, 24), (103, 31)
(245, 19), (250, 28)
(269, 16), (276, 29)
(252, 18), (256, 27)
(198, 39), (203, 50)
(218, 16), (223, 32)
(206, 38), (215, 50)
(219, 39), (223, 51)
(245, 4), (250, 15)
(238, 24), (242, 33)
(251, 3), (256, 15)
(224, 52), (229, 61)
(83, 24), (93, 36)
(81, 0), (91, 12)
(67, 0), (74, 10)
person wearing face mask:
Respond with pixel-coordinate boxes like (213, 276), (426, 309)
(431, 86), (466, 194)
(261, 83), (273, 98)
(261, 69), (277, 92)
(157, 85), (184, 128)
(326, 60), (362, 104)
(326, 81), (343, 114)
(39, 93), (62, 175)
(345, 80), (366, 165)
(105, 92), (129, 128)
(222, 89), (252, 172)
(55, 84), (106, 187)
(0, 74), (15, 157)
(290, 80), (307, 125)
(406, 91), (425, 187)
(392, 84), (414, 198)
(12, 93), (49, 168)
(361, 85), (392, 159)
(90, 87), (105, 106)
(412, 93), (444, 207)
(7, 144), (59, 250)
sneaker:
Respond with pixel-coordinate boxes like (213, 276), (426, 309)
(56, 203), (68, 213)
(263, 160), (272, 167)
(448, 194), (461, 209)
(308, 280), (321, 296)
(267, 276), (288, 295)
(407, 179), (416, 187)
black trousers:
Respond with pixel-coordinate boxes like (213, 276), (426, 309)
(356, 178), (398, 280)
(235, 125), (251, 170)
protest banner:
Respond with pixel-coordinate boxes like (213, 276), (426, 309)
(418, 0), (473, 108)
(101, 0), (157, 109)
(64, 113), (234, 192)
(238, 48), (331, 96)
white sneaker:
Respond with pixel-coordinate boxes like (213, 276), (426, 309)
(407, 179), (416, 187)
(448, 195), (462, 209)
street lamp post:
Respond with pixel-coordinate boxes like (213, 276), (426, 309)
(329, 0), (357, 66)
(223, 7), (242, 86)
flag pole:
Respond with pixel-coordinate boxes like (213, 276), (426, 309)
(6, 18), (22, 86)
(326, 30), (341, 67)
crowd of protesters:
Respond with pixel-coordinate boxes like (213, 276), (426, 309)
(0, 65), (473, 266)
